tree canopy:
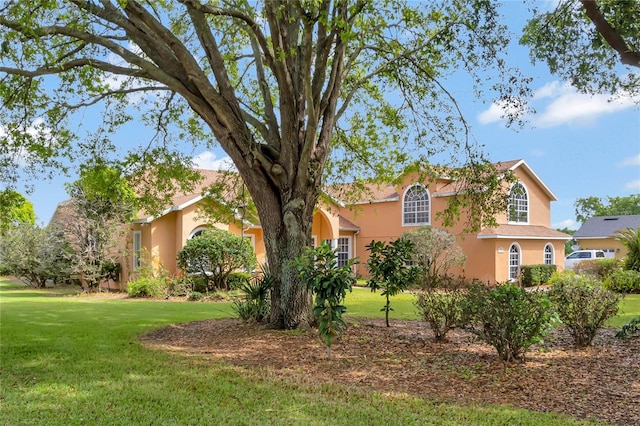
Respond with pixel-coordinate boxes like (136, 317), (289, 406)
(522, 0), (639, 97)
(574, 194), (640, 223)
(0, 189), (36, 232)
(1, 0), (527, 328)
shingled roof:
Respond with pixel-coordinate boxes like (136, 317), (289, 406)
(574, 215), (640, 239)
(477, 224), (572, 240)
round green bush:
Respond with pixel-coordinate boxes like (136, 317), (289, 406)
(604, 269), (640, 293)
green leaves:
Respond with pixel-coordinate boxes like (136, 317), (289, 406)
(294, 243), (357, 356)
(366, 237), (420, 326)
(177, 228), (257, 291)
(462, 282), (552, 362)
(522, 0), (640, 96)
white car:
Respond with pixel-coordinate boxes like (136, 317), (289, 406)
(564, 250), (606, 270)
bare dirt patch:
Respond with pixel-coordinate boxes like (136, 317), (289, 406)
(142, 318), (639, 425)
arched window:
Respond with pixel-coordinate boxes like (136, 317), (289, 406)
(403, 184), (430, 226)
(188, 226), (209, 239)
(508, 182), (528, 223)
(544, 243), (554, 265)
(509, 243), (521, 281)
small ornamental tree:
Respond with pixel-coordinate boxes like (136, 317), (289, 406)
(294, 243), (357, 358)
(402, 226), (466, 288)
(64, 164), (137, 291)
(366, 238), (420, 327)
(177, 228), (256, 290)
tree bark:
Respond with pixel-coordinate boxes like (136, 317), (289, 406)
(252, 189), (315, 329)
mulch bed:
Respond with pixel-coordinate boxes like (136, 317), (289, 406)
(141, 318), (640, 425)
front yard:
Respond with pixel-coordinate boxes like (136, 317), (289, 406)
(1, 278), (638, 425)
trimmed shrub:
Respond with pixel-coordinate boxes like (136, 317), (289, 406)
(177, 228), (256, 290)
(574, 258), (621, 280)
(126, 276), (168, 298)
(548, 273), (622, 347)
(604, 269), (640, 293)
(187, 291), (204, 301)
(461, 282), (552, 362)
(520, 264), (556, 287)
(414, 275), (466, 342)
(227, 271), (251, 290)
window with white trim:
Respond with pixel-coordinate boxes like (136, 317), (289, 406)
(509, 243), (521, 281)
(133, 230), (142, 269)
(189, 226), (209, 239)
(337, 237), (350, 267)
(403, 184), (430, 226)
(544, 243), (554, 265)
(508, 182), (528, 223)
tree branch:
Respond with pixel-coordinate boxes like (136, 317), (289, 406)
(580, 0), (640, 68)
(0, 60), (145, 78)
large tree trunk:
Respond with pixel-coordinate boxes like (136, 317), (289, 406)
(256, 192), (315, 329)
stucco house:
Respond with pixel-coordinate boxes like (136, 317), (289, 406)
(334, 159), (571, 283)
(52, 159), (570, 288)
(123, 169), (358, 289)
(573, 215), (640, 259)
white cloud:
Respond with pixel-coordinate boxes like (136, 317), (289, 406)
(553, 218), (579, 231)
(477, 104), (504, 125)
(625, 179), (640, 190)
(619, 154), (640, 167)
(535, 90), (637, 128)
(478, 80), (639, 128)
(477, 99), (524, 125)
(532, 80), (564, 100)
(192, 151), (235, 170)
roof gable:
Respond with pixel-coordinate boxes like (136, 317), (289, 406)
(503, 159), (557, 201)
(329, 159), (558, 204)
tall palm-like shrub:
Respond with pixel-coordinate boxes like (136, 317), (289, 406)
(616, 227), (640, 272)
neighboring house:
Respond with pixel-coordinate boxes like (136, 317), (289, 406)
(51, 160), (570, 288)
(334, 159), (571, 283)
(573, 215), (640, 259)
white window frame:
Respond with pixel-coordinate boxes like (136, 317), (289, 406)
(509, 243), (521, 281)
(188, 226), (210, 240)
(402, 183), (430, 226)
(133, 230), (142, 269)
(336, 237), (351, 268)
(507, 182), (529, 224)
(544, 243), (554, 265)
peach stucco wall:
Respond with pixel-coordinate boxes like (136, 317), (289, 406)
(128, 201), (340, 279)
(340, 166), (563, 282)
(493, 167), (551, 227)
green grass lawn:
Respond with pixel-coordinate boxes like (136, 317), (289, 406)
(3, 278), (636, 425)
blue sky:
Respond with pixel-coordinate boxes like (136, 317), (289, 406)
(11, 1), (640, 230)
